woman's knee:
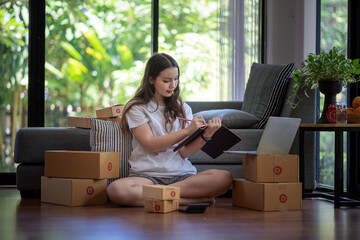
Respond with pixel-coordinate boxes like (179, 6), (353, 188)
(210, 169), (233, 181)
(107, 182), (119, 202)
(107, 181), (129, 204)
(207, 169), (232, 196)
(206, 169), (233, 189)
(218, 170), (233, 187)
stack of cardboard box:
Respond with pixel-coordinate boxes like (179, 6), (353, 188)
(232, 154), (302, 211)
(143, 185), (180, 213)
(67, 105), (124, 129)
(41, 151), (120, 206)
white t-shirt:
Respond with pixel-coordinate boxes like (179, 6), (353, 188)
(125, 100), (197, 177)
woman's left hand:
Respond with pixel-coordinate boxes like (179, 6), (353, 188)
(203, 117), (223, 138)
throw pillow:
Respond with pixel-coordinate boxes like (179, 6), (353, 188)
(242, 62), (294, 128)
(89, 119), (132, 184)
(194, 109), (260, 129)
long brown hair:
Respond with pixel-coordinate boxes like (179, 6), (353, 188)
(121, 53), (186, 132)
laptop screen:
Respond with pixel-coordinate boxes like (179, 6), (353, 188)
(256, 117), (301, 155)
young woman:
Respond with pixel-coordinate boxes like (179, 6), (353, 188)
(107, 53), (233, 206)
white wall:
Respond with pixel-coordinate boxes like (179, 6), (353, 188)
(266, 0), (316, 67)
(303, 0), (317, 59)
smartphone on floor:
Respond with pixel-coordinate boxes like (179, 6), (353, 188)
(178, 203), (210, 213)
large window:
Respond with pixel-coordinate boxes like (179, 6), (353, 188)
(0, 1), (29, 173)
(318, 0), (348, 187)
(44, 0), (260, 127)
(1, 0), (261, 176)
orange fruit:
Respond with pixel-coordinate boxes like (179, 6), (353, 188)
(352, 96), (360, 109)
(354, 107), (360, 115)
(347, 108), (354, 115)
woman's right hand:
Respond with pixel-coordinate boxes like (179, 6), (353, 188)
(186, 116), (207, 133)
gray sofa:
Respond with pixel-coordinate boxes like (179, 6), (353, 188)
(14, 79), (316, 198)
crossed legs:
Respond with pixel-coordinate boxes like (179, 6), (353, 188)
(107, 169), (233, 207)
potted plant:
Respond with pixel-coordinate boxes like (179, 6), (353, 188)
(287, 46), (360, 123)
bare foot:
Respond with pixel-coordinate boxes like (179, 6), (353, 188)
(210, 197), (216, 206)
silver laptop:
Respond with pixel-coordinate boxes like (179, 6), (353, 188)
(224, 116), (301, 155)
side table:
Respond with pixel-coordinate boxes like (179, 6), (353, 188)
(299, 123), (360, 208)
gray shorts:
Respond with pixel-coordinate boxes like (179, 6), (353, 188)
(132, 174), (193, 185)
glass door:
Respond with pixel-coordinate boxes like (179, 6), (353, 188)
(0, 1), (29, 177)
(318, 0), (348, 188)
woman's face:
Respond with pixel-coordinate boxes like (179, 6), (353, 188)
(150, 67), (179, 103)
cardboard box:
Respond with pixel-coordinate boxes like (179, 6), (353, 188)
(45, 151), (120, 179)
(144, 199), (179, 213)
(143, 185), (180, 200)
(96, 105), (124, 118)
(232, 179), (302, 211)
(243, 154), (299, 183)
(67, 116), (121, 129)
(41, 176), (107, 206)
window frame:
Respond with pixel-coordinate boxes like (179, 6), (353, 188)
(347, 0), (360, 198)
(28, 0), (45, 128)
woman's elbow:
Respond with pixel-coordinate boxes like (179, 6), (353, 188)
(138, 138), (159, 153)
(178, 149), (190, 159)
(143, 146), (156, 154)
(143, 144), (162, 154)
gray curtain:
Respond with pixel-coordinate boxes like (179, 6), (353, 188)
(219, 0), (259, 101)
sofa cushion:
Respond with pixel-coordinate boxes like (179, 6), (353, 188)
(193, 109), (260, 129)
(90, 119), (132, 181)
(242, 63), (294, 128)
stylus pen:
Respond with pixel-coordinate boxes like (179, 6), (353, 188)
(178, 117), (208, 129)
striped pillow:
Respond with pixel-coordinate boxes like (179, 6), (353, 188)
(242, 63), (294, 128)
(89, 119), (132, 184)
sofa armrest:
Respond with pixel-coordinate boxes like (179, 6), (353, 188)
(14, 127), (91, 164)
(186, 101), (243, 114)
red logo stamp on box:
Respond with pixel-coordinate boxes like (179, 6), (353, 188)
(108, 162), (112, 171)
(116, 108), (121, 114)
(170, 191), (176, 197)
(273, 166), (282, 175)
(154, 205), (160, 211)
(279, 194), (287, 203)
(87, 186), (94, 195)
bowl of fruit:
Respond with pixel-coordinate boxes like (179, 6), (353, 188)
(347, 96), (360, 123)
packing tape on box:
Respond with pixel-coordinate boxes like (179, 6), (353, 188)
(278, 184), (288, 212)
(279, 193), (289, 212)
(279, 203), (288, 212)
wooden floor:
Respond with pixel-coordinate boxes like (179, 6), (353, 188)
(1, 188), (360, 240)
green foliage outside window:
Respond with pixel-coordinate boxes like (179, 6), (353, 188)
(45, 0), (153, 127)
(45, 0), (222, 127)
(0, 1), (28, 172)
